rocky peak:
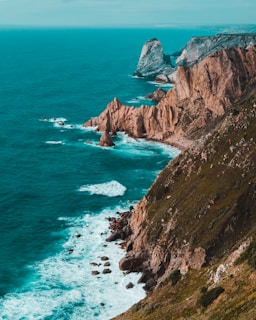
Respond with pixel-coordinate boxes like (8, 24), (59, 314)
(133, 38), (174, 79)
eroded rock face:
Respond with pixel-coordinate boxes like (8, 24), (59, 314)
(84, 44), (256, 145)
(133, 38), (174, 79)
(175, 33), (256, 67)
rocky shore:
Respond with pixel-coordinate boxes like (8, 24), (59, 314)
(84, 33), (256, 319)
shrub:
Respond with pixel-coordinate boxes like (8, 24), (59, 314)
(199, 286), (225, 308)
(169, 269), (182, 286)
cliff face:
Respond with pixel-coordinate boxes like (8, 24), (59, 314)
(83, 35), (256, 319)
(84, 44), (256, 148)
(175, 33), (256, 67)
(112, 82), (256, 320)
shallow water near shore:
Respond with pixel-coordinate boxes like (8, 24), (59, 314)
(0, 26), (240, 318)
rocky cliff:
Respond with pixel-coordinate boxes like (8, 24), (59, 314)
(84, 43), (256, 149)
(112, 81), (256, 320)
(175, 33), (256, 67)
(83, 35), (256, 319)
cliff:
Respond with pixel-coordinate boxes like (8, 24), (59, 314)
(175, 33), (256, 67)
(84, 43), (256, 149)
(112, 81), (256, 320)
(83, 35), (256, 319)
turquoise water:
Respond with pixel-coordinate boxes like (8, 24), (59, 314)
(0, 27), (217, 319)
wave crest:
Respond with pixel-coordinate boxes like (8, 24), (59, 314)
(78, 180), (126, 197)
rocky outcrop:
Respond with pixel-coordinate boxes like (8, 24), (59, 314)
(98, 131), (115, 147)
(145, 88), (167, 103)
(175, 33), (256, 67)
(133, 38), (174, 80)
(84, 43), (256, 148)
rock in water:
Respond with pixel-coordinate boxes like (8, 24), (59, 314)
(98, 131), (115, 147)
(133, 38), (174, 79)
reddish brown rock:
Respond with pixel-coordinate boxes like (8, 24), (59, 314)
(84, 45), (256, 148)
(98, 131), (115, 147)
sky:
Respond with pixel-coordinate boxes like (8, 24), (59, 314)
(0, 0), (255, 28)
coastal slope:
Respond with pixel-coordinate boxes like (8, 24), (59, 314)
(112, 81), (256, 320)
(83, 35), (256, 319)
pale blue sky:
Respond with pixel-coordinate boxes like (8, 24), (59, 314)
(0, 0), (255, 27)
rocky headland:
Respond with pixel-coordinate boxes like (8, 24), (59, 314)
(84, 33), (256, 319)
(133, 33), (256, 84)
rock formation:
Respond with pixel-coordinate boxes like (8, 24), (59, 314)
(145, 87), (167, 103)
(133, 38), (174, 80)
(175, 33), (256, 67)
(112, 81), (256, 319)
(84, 43), (256, 149)
(84, 34), (256, 319)
(98, 130), (115, 147)
(134, 33), (256, 83)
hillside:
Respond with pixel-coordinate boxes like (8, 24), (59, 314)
(83, 35), (256, 319)
(112, 80), (256, 320)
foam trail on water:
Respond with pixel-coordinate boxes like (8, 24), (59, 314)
(45, 140), (65, 145)
(147, 80), (174, 88)
(79, 180), (127, 197)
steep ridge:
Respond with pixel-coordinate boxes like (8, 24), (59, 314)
(84, 43), (256, 150)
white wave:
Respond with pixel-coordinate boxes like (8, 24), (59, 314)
(147, 80), (174, 88)
(0, 206), (145, 320)
(79, 180), (126, 197)
(39, 117), (67, 123)
(45, 140), (64, 145)
(114, 132), (180, 158)
(126, 96), (152, 105)
(75, 124), (97, 131)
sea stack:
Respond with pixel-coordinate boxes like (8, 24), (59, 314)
(133, 38), (174, 80)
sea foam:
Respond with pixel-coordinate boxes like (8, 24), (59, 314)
(0, 206), (145, 320)
(79, 180), (127, 197)
(45, 140), (64, 145)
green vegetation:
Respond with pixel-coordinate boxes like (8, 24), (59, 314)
(199, 286), (225, 308)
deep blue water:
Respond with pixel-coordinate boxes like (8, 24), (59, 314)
(0, 27), (220, 319)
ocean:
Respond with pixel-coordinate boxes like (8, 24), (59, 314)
(0, 26), (240, 319)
